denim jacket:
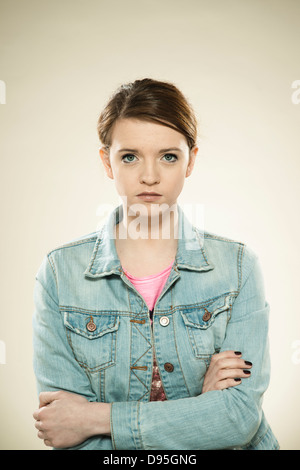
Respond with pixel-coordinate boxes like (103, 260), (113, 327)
(33, 204), (279, 450)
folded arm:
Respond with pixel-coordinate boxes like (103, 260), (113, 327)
(110, 250), (271, 450)
(33, 247), (270, 450)
(32, 254), (112, 449)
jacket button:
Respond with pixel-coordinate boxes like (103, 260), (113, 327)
(159, 316), (170, 327)
(86, 320), (97, 332)
(203, 310), (211, 322)
(164, 362), (174, 372)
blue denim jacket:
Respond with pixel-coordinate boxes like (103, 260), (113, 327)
(33, 204), (279, 450)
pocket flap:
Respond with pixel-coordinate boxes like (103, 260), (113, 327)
(63, 311), (119, 339)
(181, 294), (232, 330)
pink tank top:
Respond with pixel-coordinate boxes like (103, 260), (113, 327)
(123, 260), (175, 401)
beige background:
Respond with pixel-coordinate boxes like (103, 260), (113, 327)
(0, 0), (299, 450)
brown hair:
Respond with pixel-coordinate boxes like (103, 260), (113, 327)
(97, 78), (198, 150)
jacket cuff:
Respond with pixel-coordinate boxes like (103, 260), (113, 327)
(110, 401), (143, 450)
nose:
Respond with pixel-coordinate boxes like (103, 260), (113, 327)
(139, 160), (160, 185)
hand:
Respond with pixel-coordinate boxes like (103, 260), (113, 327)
(33, 391), (111, 448)
(201, 350), (252, 394)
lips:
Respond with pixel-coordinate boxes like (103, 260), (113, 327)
(137, 192), (162, 196)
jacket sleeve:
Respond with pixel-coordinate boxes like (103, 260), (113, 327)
(110, 246), (271, 450)
(32, 253), (112, 450)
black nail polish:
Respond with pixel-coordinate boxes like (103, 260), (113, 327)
(243, 370), (251, 375)
(234, 351), (242, 355)
(244, 361), (252, 366)
(234, 378), (241, 382)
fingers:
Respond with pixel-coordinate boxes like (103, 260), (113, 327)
(210, 350), (253, 371)
(202, 350), (253, 394)
(34, 419), (42, 430)
(33, 404), (48, 421)
(33, 391), (62, 447)
(33, 408), (53, 446)
(33, 412), (47, 442)
(216, 357), (252, 371)
(38, 391), (60, 407)
(36, 428), (52, 447)
(210, 350), (253, 387)
(216, 367), (251, 381)
(215, 378), (243, 391)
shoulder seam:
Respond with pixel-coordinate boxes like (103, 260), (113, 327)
(47, 252), (58, 293)
(239, 245), (259, 293)
(47, 235), (98, 256)
(198, 228), (246, 246)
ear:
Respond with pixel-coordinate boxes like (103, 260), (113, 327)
(99, 146), (114, 180)
(185, 146), (198, 177)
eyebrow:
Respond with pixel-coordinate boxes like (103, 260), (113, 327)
(117, 147), (183, 153)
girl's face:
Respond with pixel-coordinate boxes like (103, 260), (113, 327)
(99, 118), (198, 213)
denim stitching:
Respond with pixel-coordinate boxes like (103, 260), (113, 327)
(172, 313), (190, 395)
(237, 243), (244, 292)
(178, 292), (236, 313)
(239, 247), (259, 295)
(110, 405), (116, 449)
(123, 280), (153, 400)
(136, 401), (144, 449)
(131, 323), (152, 350)
(130, 323), (152, 396)
(65, 324), (117, 373)
(204, 232), (243, 244)
(130, 369), (150, 395)
(60, 306), (130, 315)
(194, 228), (209, 265)
(48, 236), (97, 255)
(47, 254), (58, 294)
(64, 313), (119, 337)
(86, 237), (103, 273)
(133, 401), (140, 449)
(127, 289), (133, 400)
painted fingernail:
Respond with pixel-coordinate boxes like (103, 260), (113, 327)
(243, 370), (251, 375)
(244, 361), (252, 366)
(234, 351), (242, 355)
(234, 378), (241, 382)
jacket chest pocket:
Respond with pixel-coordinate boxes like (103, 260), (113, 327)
(181, 294), (232, 360)
(63, 310), (120, 372)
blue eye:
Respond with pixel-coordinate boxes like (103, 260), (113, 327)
(163, 153), (178, 162)
(121, 154), (136, 163)
(121, 153), (178, 163)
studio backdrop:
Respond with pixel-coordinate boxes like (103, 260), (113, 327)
(0, 0), (299, 450)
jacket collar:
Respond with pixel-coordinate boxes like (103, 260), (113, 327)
(84, 203), (214, 278)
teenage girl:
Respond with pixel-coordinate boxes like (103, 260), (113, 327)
(33, 78), (279, 450)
